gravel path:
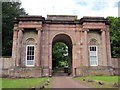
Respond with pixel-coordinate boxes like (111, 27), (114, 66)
(51, 76), (89, 88)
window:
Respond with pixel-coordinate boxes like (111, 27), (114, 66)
(26, 45), (35, 66)
(89, 46), (98, 66)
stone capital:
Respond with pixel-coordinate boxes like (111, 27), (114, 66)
(82, 28), (89, 32)
(36, 27), (42, 31)
(19, 28), (24, 31)
(13, 27), (19, 31)
(100, 28), (106, 32)
(14, 23), (18, 27)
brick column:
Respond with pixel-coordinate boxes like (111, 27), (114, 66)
(101, 29), (107, 66)
(84, 29), (89, 66)
(12, 28), (18, 67)
(17, 28), (23, 66)
(36, 28), (42, 66)
(49, 43), (52, 76)
(72, 44), (76, 76)
(106, 28), (112, 66)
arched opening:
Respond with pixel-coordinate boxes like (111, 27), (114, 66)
(52, 34), (72, 76)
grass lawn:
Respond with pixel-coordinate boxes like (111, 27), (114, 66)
(73, 76), (119, 88)
(2, 77), (51, 88)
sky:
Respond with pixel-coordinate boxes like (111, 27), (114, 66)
(20, 0), (119, 18)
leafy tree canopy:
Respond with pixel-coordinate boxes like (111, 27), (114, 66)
(107, 17), (120, 57)
(2, 2), (27, 56)
(52, 42), (68, 69)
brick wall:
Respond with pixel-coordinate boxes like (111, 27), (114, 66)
(1, 57), (12, 69)
(1, 57), (120, 77)
(112, 58), (120, 68)
(111, 58), (120, 75)
(1, 57), (12, 77)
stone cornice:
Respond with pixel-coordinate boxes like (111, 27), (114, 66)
(14, 15), (45, 24)
(14, 15), (110, 25)
(79, 16), (110, 25)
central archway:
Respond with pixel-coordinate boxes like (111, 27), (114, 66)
(52, 34), (73, 76)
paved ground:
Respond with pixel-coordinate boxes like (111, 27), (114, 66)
(51, 76), (89, 88)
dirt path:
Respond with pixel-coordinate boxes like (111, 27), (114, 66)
(51, 76), (89, 88)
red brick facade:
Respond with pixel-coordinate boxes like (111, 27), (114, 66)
(11, 15), (112, 77)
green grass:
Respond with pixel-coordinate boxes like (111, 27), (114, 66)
(2, 77), (50, 88)
(74, 76), (119, 88)
(80, 76), (119, 83)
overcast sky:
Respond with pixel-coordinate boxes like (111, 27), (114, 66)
(20, 0), (119, 18)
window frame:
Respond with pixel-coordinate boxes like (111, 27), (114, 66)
(26, 45), (35, 67)
(89, 45), (98, 66)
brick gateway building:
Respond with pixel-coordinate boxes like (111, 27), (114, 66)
(11, 15), (112, 77)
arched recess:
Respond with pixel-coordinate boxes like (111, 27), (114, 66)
(89, 38), (98, 66)
(52, 34), (73, 75)
(26, 38), (36, 45)
(89, 38), (98, 45)
(25, 38), (36, 66)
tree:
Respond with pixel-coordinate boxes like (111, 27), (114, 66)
(52, 42), (68, 69)
(107, 17), (120, 57)
(2, 2), (27, 56)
